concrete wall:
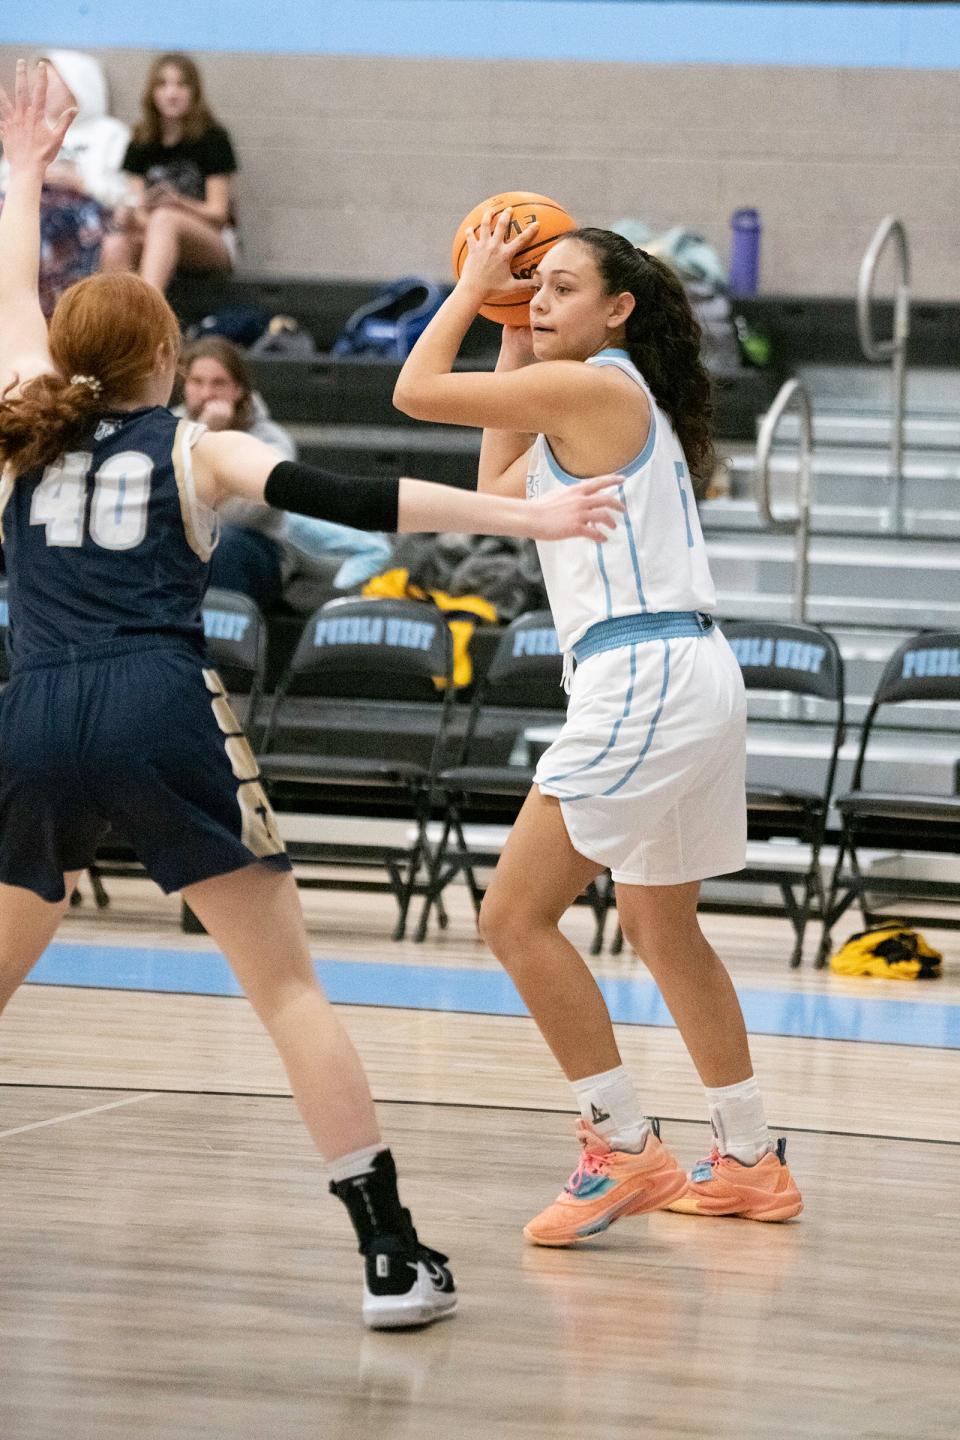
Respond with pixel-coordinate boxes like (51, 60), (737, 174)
(2, 44), (957, 297)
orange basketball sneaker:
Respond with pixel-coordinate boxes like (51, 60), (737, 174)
(667, 1137), (803, 1221)
(523, 1119), (688, 1247)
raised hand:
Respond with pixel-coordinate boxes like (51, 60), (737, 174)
(0, 59), (77, 179)
(497, 321), (537, 370)
(527, 473), (625, 543)
(199, 398), (236, 431)
(458, 206), (540, 303)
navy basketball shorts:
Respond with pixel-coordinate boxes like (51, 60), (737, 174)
(0, 636), (290, 903)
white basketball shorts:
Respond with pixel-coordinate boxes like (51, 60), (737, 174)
(534, 628), (747, 886)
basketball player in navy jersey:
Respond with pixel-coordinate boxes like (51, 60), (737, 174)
(395, 207), (803, 1245)
(0, 63), (624, 1328)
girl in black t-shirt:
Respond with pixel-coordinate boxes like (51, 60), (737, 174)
(101, 52), (237, 291)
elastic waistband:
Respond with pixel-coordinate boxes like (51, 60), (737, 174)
(572, 611), (713, 664)
(10, 632), (201, 675)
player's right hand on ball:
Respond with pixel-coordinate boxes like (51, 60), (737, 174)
(459, 207), (539, 303)
(527, 473), (624, 543)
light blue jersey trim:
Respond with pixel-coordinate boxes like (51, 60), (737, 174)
(550, 640), (671, 803)
(589, 349), (657, 474)
(574, 611), (712, 661)
(674, 460), (695, 549)
(618, 480), (647, 611)
(540, 644), (637, 789)
(542, 438), (584, 488)
(595, 539), (614, 620)
(599, 640), (672, 798)
(541, 350), (656, 486)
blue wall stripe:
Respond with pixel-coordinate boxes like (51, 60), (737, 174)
(27, 940), (960, 1049)
(3, 3), (960, 69)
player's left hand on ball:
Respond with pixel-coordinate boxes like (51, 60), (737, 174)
(527, 473), (624, 542)
(459, 206), (539, 301)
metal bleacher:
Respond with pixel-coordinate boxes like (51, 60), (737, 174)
(698, 221), (959, 945)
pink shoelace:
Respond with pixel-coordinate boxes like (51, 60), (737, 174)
(566, 1145), (611, 1193)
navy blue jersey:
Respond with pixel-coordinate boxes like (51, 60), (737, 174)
(0, 407), (218, 667)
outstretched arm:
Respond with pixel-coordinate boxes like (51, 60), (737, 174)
(0, 60), (77, 396)
(192, 429), (623, 544)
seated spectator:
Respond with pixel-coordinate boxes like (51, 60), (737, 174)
(102, 52), (237, 293)
(176, 338), (294, 610)
(178, 338), (393, 612)
(0, 49), (129, 315)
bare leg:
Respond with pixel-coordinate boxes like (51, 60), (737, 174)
(138, 206), (232, 293)
(99, 230), (140, 273)
(181, 864), (380, 1161)
(478, 788), (614, 1079)
(0, 873), (81, 1013)
(616, 881), (753, 1087)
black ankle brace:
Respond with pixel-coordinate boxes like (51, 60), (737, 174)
(329, 1149), (413, 1253)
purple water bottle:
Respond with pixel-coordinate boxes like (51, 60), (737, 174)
(729, 208), (761, 296)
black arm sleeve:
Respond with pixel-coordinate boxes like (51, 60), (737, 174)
(264, 460), (400, 534)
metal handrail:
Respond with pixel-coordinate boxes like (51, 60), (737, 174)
(755, 377), (813, 623)
(856, 216), (910, 531)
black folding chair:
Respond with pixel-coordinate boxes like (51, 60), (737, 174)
(818, 628), (960, 966)
(200, 586), (270, 745)
(257, 595), (456, 940)
(596, 620), (845, 967)
(724, 620), (846, 966)
(414, 610), (607, 942)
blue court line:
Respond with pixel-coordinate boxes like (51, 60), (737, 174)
(27, 942), (960, 1051)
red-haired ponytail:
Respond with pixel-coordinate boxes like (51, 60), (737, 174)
(0, 272), (181, 475)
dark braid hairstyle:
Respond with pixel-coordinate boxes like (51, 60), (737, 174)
(566, 228), (717, 497)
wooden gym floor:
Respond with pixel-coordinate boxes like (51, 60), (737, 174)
(1, 877), (958, 1440)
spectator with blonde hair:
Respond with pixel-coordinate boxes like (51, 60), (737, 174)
(102, 52), (237, 292)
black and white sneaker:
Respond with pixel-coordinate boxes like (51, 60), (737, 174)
(363, 1222), (457, 1330)
(330, 1150), (458, 1329)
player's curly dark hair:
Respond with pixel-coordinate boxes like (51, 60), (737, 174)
(567, 228), (716, 495)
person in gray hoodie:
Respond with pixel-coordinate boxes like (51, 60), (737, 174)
(176, 336), (393, 611)
(0, 49), (129, 314)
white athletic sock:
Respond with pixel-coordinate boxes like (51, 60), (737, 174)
(327, 1142), (388, 1184)
(572, 1065), (651, 1153)
(704, 1076), (771, 1165)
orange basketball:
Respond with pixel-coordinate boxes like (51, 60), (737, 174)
(451, 191), (578, 326)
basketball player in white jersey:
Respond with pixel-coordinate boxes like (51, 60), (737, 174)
(395, 211), (802, 1243)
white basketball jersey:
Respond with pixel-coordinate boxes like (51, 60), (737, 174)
(526, 348), (717, 653)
